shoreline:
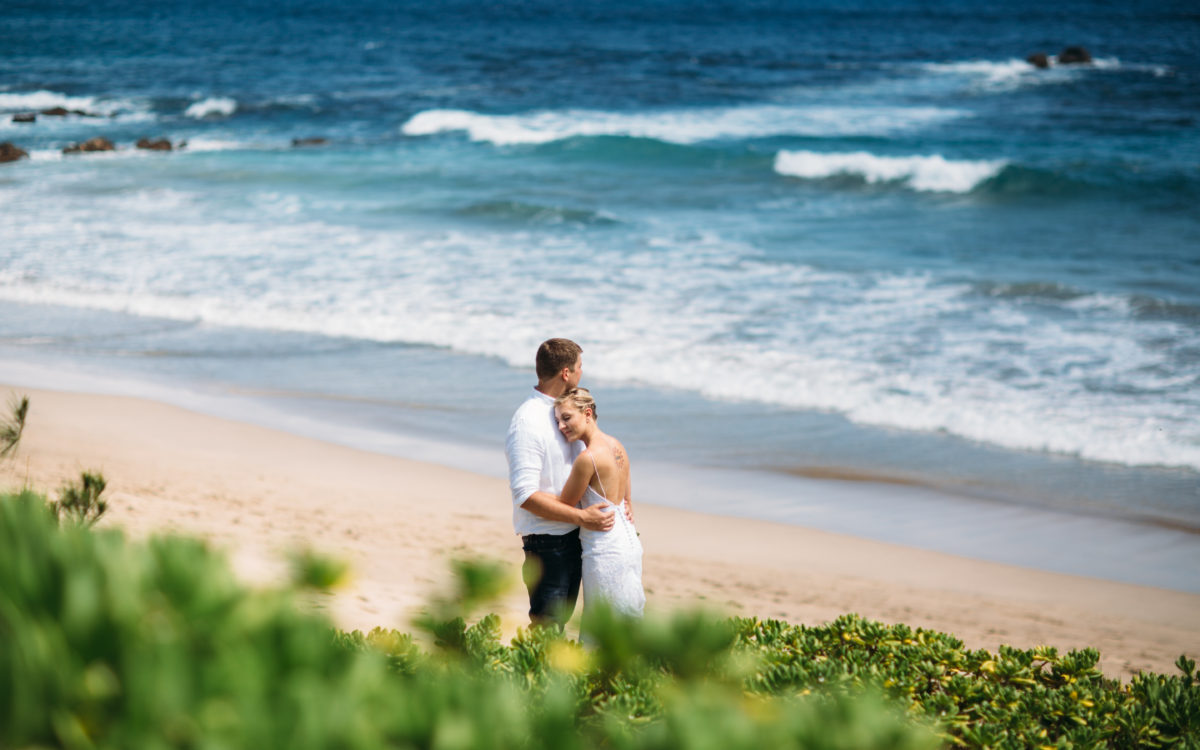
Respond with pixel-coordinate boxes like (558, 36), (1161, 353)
(778, 464), (1200, 537)
(2, 383), (1198, 679)
(3, 355), (1198, 595)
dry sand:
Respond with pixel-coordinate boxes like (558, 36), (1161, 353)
(3, 385), (1197, 679)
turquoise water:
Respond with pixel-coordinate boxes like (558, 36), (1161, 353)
(2, 1), (1198, 541)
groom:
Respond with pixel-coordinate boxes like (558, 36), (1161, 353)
(506, 338), (614, 627)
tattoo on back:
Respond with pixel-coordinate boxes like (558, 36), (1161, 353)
(614, 445), (626, 468)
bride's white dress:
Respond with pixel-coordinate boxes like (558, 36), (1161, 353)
(578, 450), (645, 617)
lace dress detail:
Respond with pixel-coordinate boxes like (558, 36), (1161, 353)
(578, 447), (645, 617)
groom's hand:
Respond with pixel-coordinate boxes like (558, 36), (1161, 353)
(578, 502), (616, 532)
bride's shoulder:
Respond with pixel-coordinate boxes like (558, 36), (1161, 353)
(572, 447), (597, 469)
(605, 435), (629, 468)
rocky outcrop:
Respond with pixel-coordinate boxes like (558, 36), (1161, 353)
(40, 106), (93, 117)
(1026, 52), (1050, 69)
(62, 137), (116, 154)
(1058, 46), (1092, 65)
(292, 137), (328, 147)
(0, 142), (29, 163)
(136, 137), (173, 151)
(12, 113), (36, 123)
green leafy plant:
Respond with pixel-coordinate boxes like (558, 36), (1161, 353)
(51, 470), (109, 527)
(289, 547), (351, 589)
(3, 488), (1197, 750)
(0, 393), (28, 461)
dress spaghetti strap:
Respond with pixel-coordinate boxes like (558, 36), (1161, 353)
(585, 448), (609, 500)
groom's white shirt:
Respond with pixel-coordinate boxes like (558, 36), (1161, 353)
(506, 388), (580, 536)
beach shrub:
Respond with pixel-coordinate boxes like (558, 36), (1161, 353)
(2, 488), (1196, 749)
(731, 615), (1200, 748)
(51, 470), (109, 527)
(0, 393), (28, 461)
(0, 489), (936, 750)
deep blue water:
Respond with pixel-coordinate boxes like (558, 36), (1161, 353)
(2, 0), (1199, 533)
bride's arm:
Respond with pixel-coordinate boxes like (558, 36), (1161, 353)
(556, 453), (595, 508)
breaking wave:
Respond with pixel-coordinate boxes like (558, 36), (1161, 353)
(184, 97), (238, 119)
(774, 150), (1008, 193)
(401, 103), (966, 145)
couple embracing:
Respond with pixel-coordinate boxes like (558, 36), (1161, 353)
(505, 338), (645, 629)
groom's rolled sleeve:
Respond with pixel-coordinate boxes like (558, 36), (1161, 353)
(506, 423), (542, 507)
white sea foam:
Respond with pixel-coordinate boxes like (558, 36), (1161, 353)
(272, 93), (318, 106)
(1, 178), (1197, 473)
(185, 97), (238, 119)
(913, 57), (1128, 92)
(1, 111), (155, 132)
(0, 89), (147, 120)
(774, 150), (1007, 193)
(918, 58), (1038, 87)
(0, 90), (99, 113)
(401, 103), (966, 145)
(181, 136), (255, 152)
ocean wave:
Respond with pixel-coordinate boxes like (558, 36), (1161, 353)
(3, 266), (1195, 474)
(1, 218), (1197, 473)
(774, 150), (1007, 193)
(983, 161), (1200, 201)
(180, 136), (256, 152)
(268, 93), (318, 108)
(1128, 296), (1200, 324)
(974, 283), (1200, 324)
(185, 97), (238, 119)
(0, 90), (101, 113)
(1, 112), (157, 131)
(0, 89), (146, 118)
(912, 56), (1130, 92)
(456, 201), (620, 226)
(917, 58), (1039, 87)
(401, 103), (966, 145)
(975, 281), (1086, 302)
(25, 149), (65, 162)
(1, 177), (1197, 473)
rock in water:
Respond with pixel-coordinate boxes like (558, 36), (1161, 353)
(63, 137), (116, 154)
(1058, 46), (1092, 65)
(136, 137), (173, 151)
(12, 113), (37, 123)
(1026, 52), (1050, 69)
(292, 137), (328, 147)
(0, 142), (29, 163)
(40, 106), (93, 117)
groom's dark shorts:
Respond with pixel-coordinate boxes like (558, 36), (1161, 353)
(521, 528), (582, 627)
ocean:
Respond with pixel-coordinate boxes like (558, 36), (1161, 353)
(2, 0), (1198, 588)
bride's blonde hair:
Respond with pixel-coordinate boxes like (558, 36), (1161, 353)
(555, 387), (597, 420)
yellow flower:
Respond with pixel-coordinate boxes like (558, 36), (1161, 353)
(547, 640), (589, 674)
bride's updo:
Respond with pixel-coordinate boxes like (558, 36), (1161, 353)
(555, 387), (597, 420)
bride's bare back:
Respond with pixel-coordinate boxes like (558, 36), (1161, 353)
(585, 433), (630, 503)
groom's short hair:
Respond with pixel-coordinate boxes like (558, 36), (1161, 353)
(536, 338), (582, 381)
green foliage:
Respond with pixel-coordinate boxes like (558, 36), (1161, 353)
(0, 393), (28, 460)
(2, 489), (1197, 749)
(289, 547), (350, 590)
(413, 557), (512, 656)
(51, 470), (109, 527)
(732, 614), (1200, 748)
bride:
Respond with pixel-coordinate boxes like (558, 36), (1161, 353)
(553, 387), (645, 618)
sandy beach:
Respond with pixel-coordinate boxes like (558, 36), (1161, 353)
(2, 384), (1197, 680)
